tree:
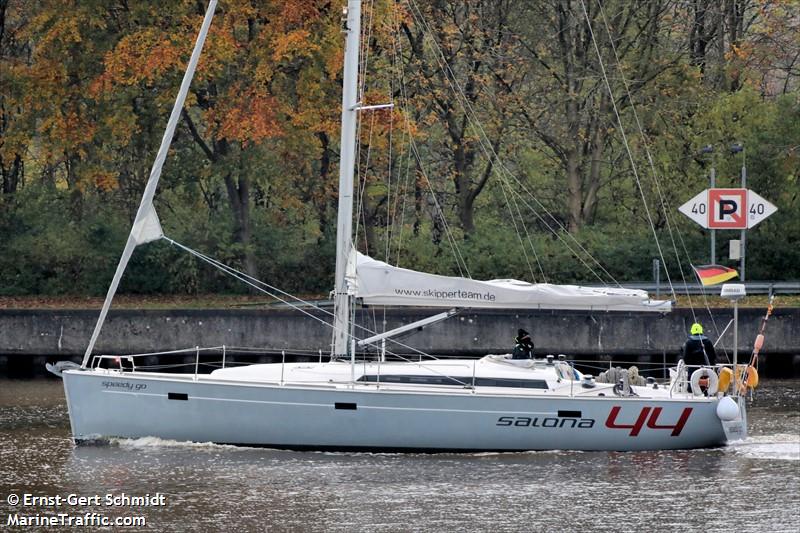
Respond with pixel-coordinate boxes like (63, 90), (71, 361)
(399, 0), (522, 236)
(90, 1), (341, 277)
(511, 0), (685, 233)
(0, 0), (28, 196)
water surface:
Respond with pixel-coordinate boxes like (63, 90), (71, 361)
(1, 379), (798, 532)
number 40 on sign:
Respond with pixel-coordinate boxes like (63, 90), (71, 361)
(678, 188), (777, 229)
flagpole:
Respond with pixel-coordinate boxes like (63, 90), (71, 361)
(740, 157), (746, 281)
(733, 298), (739, 394)
(710, 166), (716, 264)
(730, 143), (746, 281)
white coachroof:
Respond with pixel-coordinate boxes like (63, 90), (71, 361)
(353, 252), (671, 313)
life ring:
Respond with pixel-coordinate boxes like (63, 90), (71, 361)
(690, 368), (719, 396)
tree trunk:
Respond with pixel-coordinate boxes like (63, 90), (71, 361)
(221, 146), (257, 279)
(565, 147), (583, 233)
(183, 112), (258, 279)
(725, 0), (746, 91)
(451, 124), (475, 235)
(689, 0), (709, 72)
(0, 153), (22, 194)
(222, 170), (257, 278)
(316, 131), (331, 237)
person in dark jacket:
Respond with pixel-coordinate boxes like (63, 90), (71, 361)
(512, 329), (534, 359)
(681, 322), (717, 367)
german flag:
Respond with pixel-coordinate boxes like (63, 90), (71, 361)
(692, 264), (739, 286)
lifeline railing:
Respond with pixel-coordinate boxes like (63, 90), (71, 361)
(88, 345), (325, 383)
(87, 346), (749, 398)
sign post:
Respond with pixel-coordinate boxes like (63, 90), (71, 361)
(740, 162), (746, 280)
(710, 167), (716, 265)
(678, 186), (777, 280)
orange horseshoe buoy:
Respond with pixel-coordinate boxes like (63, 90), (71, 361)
(718, 367), (733, 393)
(737, 365), (759, 394)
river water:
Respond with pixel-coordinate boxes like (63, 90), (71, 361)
(1, 378), (798, 532)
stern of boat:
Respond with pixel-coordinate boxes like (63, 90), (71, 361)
(720, 395), (748, 443)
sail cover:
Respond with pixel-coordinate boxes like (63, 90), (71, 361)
(354, 253), (671, 312)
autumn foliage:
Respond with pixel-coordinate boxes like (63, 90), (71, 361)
(1, 0), (798, 297)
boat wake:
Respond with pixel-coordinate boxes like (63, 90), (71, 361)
(730, 434), (800, 461)
(109, 436), (243, 450)
(470, 449), (584, 457)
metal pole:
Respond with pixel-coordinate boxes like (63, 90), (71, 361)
(351, 339), (356, 385)
(653, 258), (661, 298)
(732, 301), (739, 396)
(740, 162), (746, 281)
(570, 363), (574, 397)
(472, 359), (476, 389)
(710, 166), (716, 264)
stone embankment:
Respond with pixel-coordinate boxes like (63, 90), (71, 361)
(1, 307), (798, 377)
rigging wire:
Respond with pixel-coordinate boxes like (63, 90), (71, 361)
(405, 134), (472, 278)
(384, 1), (399, 265)
(403, 0), (624, 287)
(161, 236), (470, 374)
(391, 8), (422, 267)
(496, 168), (538, 281)
(589, 0), (729, 356)
(357, 0), (470, 278)
(388, 3), (412, 266)
(592, 0), (691, 308)
(575, 0), (677, 301)
(510, 185), (549, 283)
(354, 103), (378, 253)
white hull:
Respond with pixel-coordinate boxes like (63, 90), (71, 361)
(62, 363), (746, 452)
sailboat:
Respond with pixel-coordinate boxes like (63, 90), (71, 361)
(53, 0), (750, 451)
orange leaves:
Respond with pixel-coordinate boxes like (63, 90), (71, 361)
(272, 29), (317, 62)
(278, 0), (321, 26)
(27, 6), (87, 51)
(90, 28), (185, 96)
(197, 19), (239, 82)
(80, 167), (120, 193)
(726, 44), (751, 61)
(34, 105), (96, 164)
(209, 86), (281, 145)
(58, 109), (96, 149)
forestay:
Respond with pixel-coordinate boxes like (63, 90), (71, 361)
(353, 252), (671, 312)
(80, 0), (218, 367)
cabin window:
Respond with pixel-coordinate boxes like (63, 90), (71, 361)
(357, 375), (547, 389)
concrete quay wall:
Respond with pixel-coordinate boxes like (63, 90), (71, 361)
(1, 307), (798, 376)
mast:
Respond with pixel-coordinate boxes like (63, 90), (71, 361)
(333, 1), (362, 358)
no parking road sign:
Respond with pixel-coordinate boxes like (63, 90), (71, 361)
(678, 188), (777, 229)
(708, 188), (747, 228)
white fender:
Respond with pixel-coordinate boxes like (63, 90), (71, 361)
(716, 396), (740, 421)
(690, 367), (719, 396)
